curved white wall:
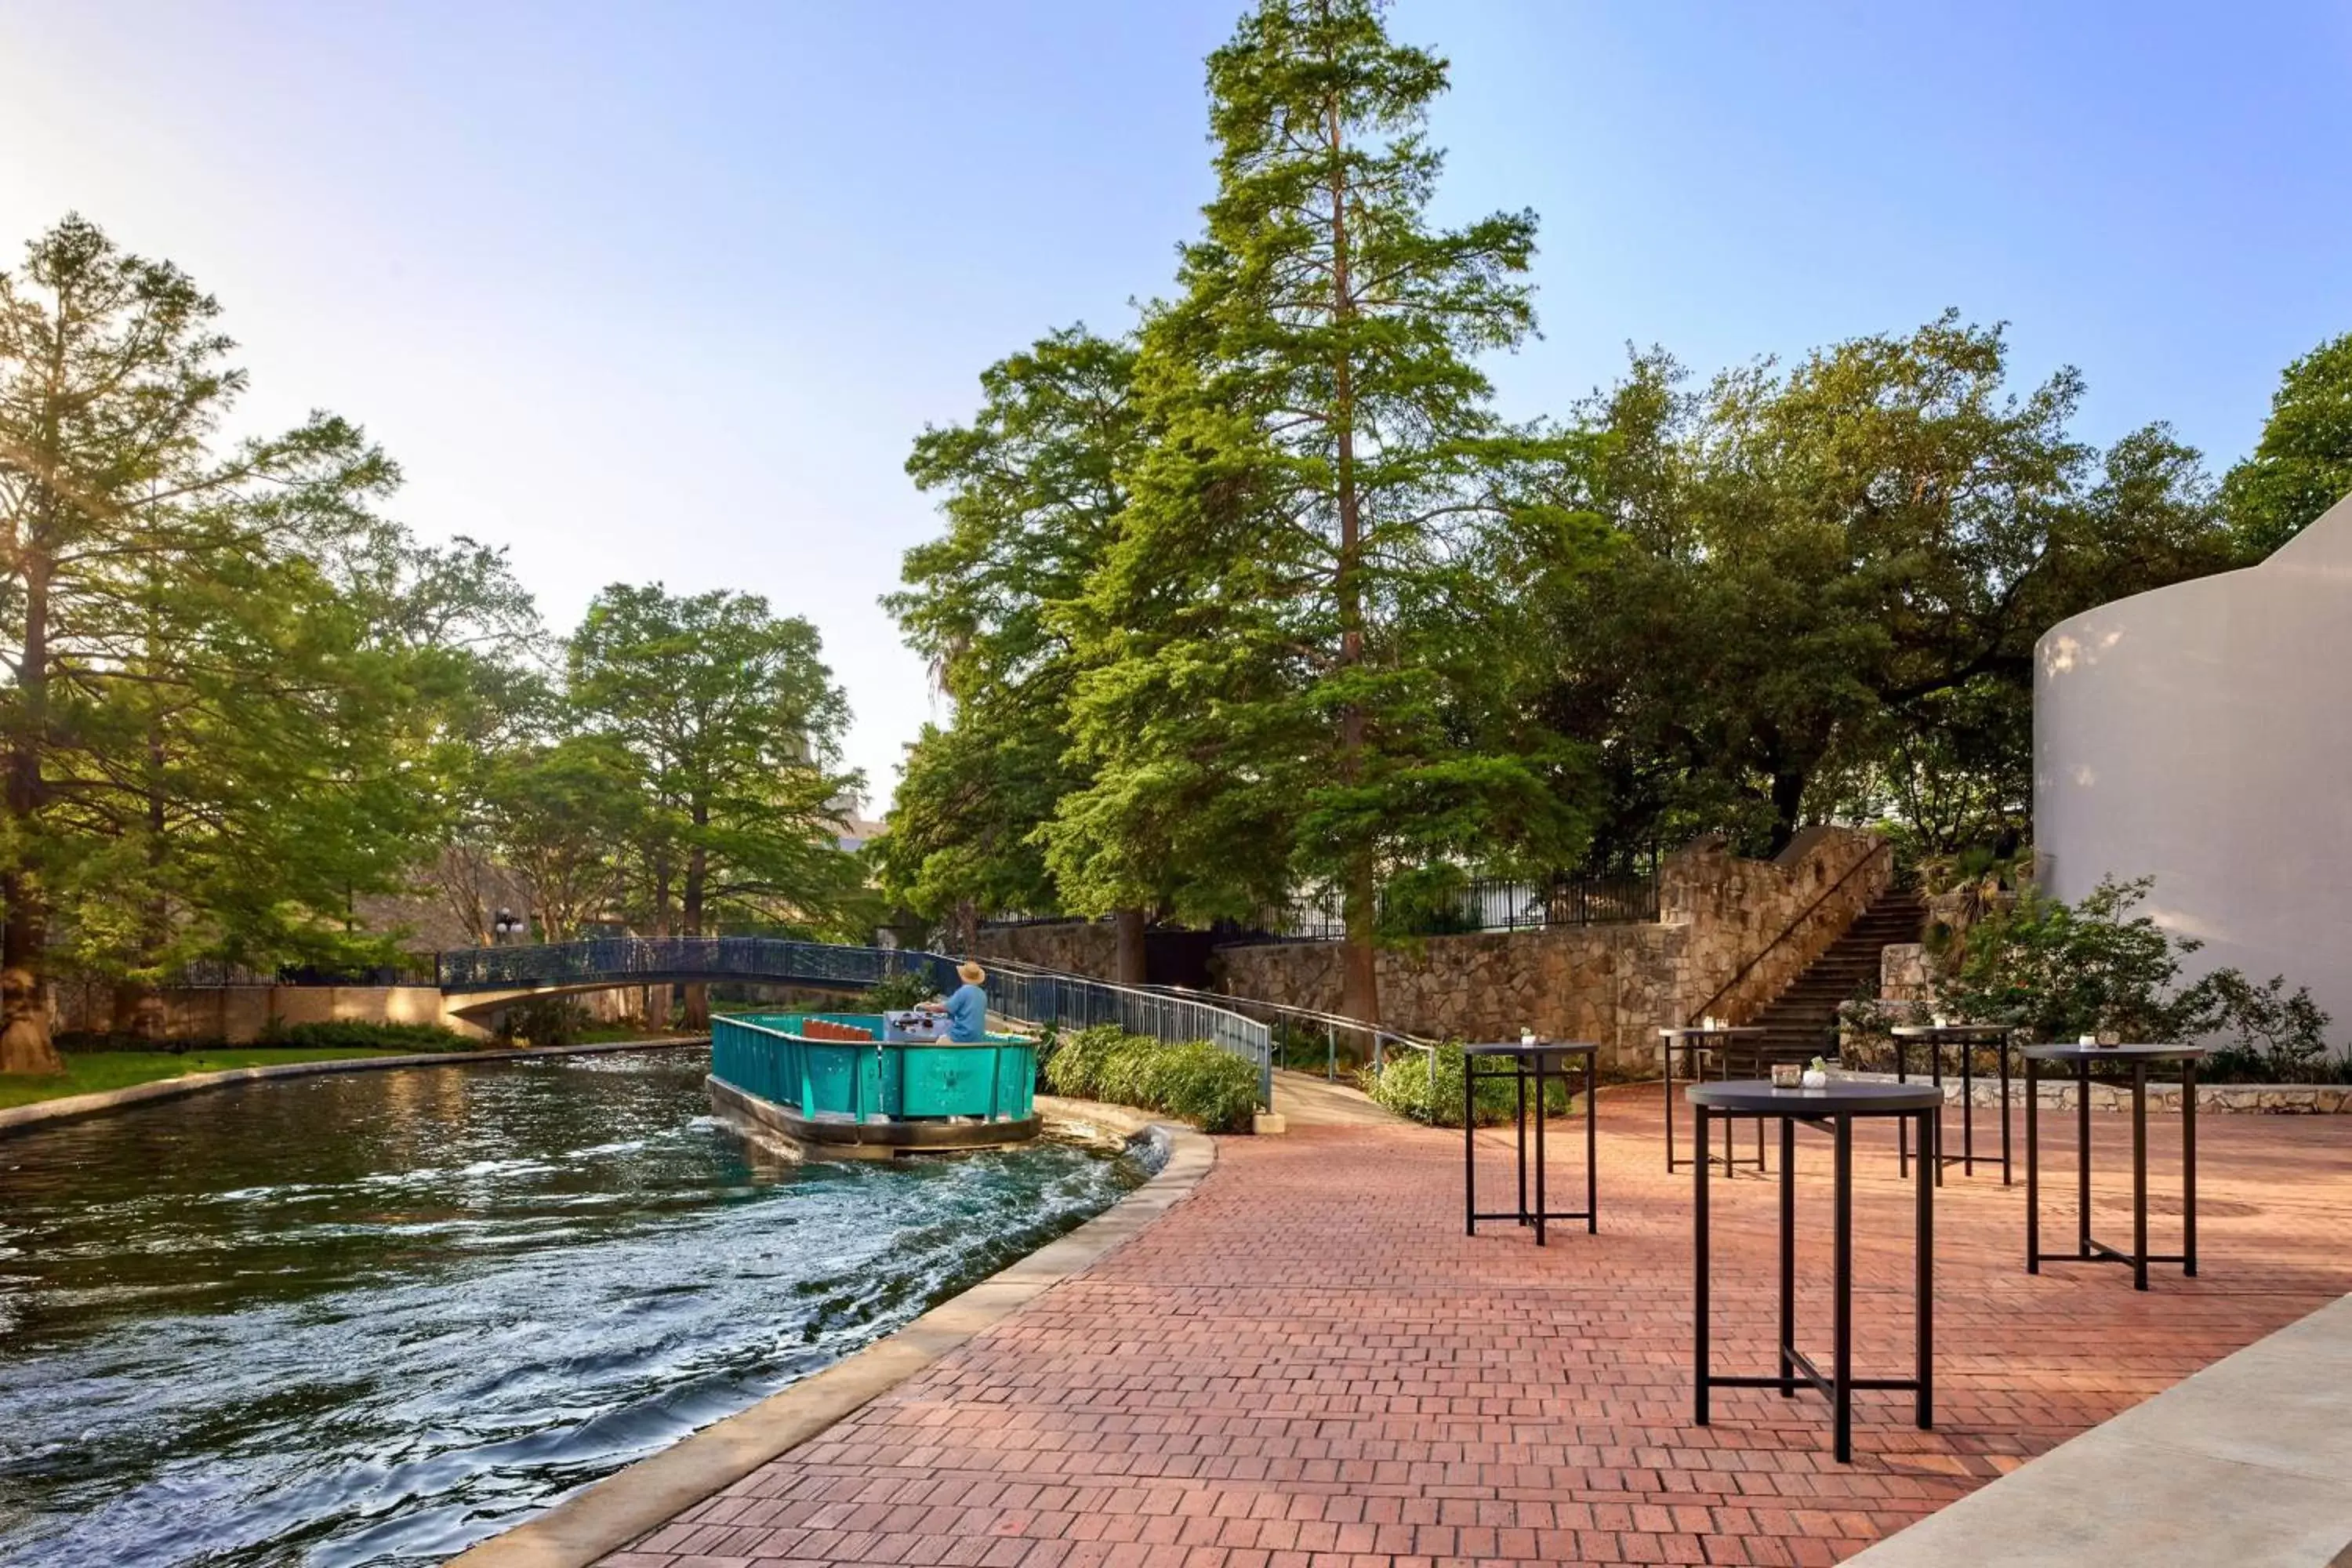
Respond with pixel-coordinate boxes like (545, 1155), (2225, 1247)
(2035, 493), (2352, 1025)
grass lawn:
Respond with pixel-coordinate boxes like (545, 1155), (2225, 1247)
(0, 1047), (415, 1112)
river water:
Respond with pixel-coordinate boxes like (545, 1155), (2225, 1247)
(0, 1048), (1146, 1566)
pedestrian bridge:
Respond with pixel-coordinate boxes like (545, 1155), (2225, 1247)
(434, 936), (1275, 1105)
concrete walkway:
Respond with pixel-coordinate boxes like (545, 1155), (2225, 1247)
(1271, 1069), (1407, 1128)
(1846, 1292), (2352, 1566)
(593, 1087), (2352, 1567)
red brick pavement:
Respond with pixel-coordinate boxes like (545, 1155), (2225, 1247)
(600, 1087), (2352, 1568)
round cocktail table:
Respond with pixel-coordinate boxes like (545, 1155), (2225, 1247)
(1690, 1078), (1940, 1463)
(2023, 1043), (2205, 1290)
(1657, 1025), (1767, 1175)
(1889, 1023), (2016, 1183)
(1462, 1040), (1598, 1245)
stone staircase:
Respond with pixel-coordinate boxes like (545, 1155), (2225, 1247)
(1741, 885), (1925, 1069)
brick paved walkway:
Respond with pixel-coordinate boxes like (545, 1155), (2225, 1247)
(604, 1087), (2352, 1568)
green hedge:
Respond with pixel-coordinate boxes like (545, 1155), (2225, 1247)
(256, 1019), (481, 1053)
(862, 968), (941, 1012)
(1359, 1040), (1576, 1127)
(1042, 1023), (1261, 1134)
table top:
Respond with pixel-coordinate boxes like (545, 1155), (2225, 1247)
(1688, 1079), (1944, 1115)
(1890, 1023), (2013, 1039)
(1657, 1025), (1765, 1038)
(2020, 1042), (2208, 1062)
(1462, 1039), (1599, 1058)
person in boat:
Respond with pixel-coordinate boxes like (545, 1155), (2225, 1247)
(919, 960), (989, 1042)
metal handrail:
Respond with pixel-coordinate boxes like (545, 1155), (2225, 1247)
(1686, 839), (1895, 1028)
(430, 937), (1275, 1108)
(975, 957), (1275, 1108)
(1143, 985), (1441, 1117)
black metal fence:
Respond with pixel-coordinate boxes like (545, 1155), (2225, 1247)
(1275, 873), (1660, 941)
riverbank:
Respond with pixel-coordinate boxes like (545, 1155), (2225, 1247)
(0, 1036), (705, 1134)
(0, 1046), (417, 1112)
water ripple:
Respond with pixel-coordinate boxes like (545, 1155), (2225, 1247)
(0, 1047), (1142, 1566)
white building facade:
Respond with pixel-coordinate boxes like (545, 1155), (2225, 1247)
(2034, 492), (2352, 1024)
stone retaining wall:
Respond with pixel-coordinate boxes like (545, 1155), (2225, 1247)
(973, 920), (1120, 981)
(1214, 828), (1890, 1074)
(1835, 1069), (2352, 1114)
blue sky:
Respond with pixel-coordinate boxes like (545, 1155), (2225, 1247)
(2, 1), (2346, 803)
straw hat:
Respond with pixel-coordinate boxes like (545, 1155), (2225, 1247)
(957, 960), (986, 985)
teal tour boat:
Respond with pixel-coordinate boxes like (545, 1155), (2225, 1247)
(708, 1011), (1040, 1158)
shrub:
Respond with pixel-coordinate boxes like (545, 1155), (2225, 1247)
(1042, 1023), (1131, 1099)
(1043, 1024), (1260, 1133)
(2194, 971), (2344, 1083)
(257, 1019), (478, 1053)
(1143, 1042), (1261, 1134)
(1360, 1040), (1574, 1127)
(1933, 876), (2340, 1080)
(863, 967), (941, 1013)
(1936, 877), (2205, 1041)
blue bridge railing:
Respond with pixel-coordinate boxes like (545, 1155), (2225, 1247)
(432, 937), (1273, 1108)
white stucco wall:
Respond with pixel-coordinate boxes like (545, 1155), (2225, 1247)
(2034, 493), (2352, 1025)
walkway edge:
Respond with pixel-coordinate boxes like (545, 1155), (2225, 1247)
(1846, 1290), (2352, 1566)
(0, 1037), (706, 1139)
(443, 1113), (1218, 1568)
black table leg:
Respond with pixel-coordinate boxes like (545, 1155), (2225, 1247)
(1516, 1059), (1529, 1225)
(2183, 1059), (2198, 1277)
(1693, 1103), (1710, 1427)
(1962, 1040), (1976, 1177)
(1663, 1040), (1676, 1171)
(1915, 1105), (1933, 1429)
(2026, 1053), (2041, 1272)
(1999, 1040), (2013, 1185)
(1896, 1036), (1909, 1177)
(1834, 1112), (1853, 1465)
(2077, 1061), (2092, 1261)
(1534, 1048), (1548, 1247)
(2132, 1060), (2148, 1290)
(1463, 1055), (1477, 1236)
(1585, 1048), (1599, 1235)
(1779, 1116), (1795, 1399)
(1931, 1044), (1946, 1187)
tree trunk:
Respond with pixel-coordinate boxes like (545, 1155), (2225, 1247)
(955, 898), (978, 955)
(111, 980), (167, 1043)
(2, 553), (60, 1074)
(681, 818), (710, 1031)
(1339, 861), (1380, 1025)
(1326, 90), (1379, 1029)
(1768, 768), (1808, 855)
(1112, 906), (1147, 986)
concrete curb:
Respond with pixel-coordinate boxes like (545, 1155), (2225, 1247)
(1846, 1291), (2352, 1566)
(444, 1114), (1217, 1568)
(0, 1037), (708, 1140)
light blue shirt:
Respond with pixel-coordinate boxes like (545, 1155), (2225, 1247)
(942, 983), (987, 1043)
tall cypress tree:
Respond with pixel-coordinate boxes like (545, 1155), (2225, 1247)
(1047, 0), (1595, 1022)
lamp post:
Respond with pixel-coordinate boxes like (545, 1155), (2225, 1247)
(492, 908), (526, 945)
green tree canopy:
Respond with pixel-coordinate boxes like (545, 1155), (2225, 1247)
(1044, 0), (1599, 1020)
(1525, 317), (2240, 862)
(568, 584), (862, 1024)
(877, 326), (1145, 949)
(2222, 330), (2352, 558)
(0, 215), (416, 1067)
